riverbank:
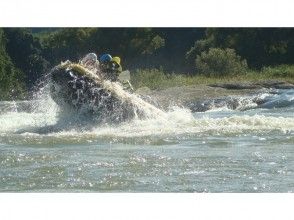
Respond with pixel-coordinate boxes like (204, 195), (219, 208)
(131, 65), (294, 109)
(137, 80), (294, 110)
(131, 65), (294, 90)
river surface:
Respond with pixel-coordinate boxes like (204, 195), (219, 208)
(0, 88), (293, 192)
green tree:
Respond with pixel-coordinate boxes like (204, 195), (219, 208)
(0, 29), (26, 100)
(3, 28), (50, 87)
(187, 28), (294, 69)
(42, 28), (166, 70)
(195, 48), (248, 76)
(40, 28), (205, 73)
(43, 28), (95, 64)
(84, 28), (166, 66)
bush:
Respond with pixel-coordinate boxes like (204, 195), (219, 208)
(261, 65), (294, 78)
(131, 68), (168, 90)
(195, 48), (248, 76)
(130, 68), (221, 90)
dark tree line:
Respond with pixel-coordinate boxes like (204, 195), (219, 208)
(0, 29), (26, 100)
(187, 28), (294, 68)
(0, 28), (294, 100)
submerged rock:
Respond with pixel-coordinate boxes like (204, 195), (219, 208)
(209, 83), (261, 90)
(209, 80), (294, 90)
(187, 88), (294, 112)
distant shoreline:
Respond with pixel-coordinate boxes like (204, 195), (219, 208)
(141, 80), (294, 109)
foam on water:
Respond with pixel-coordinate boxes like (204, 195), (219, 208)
(54, 111), (294, 139)
(1, 98), (293, 142)
(0, 77), (293, 192)
(189, 89), (294, 112)
(0, 68), (293, 143)
(0, 112), (56, 133)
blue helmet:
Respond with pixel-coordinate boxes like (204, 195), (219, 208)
(100, 54), (112, 63)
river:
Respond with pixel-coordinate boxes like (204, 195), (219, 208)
(0, 87), (293, 192)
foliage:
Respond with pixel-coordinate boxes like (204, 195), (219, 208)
(0, 29), (26, 100)
(42, 28), (95, 64)
(131, 68), (168, 90)
(142, 34), (165, 55)
(42, 28), (166, 67)
(3, 28), (50, 87)
(130, 67), (294, 91)
(154, 28), (205, 72)
(187, 28), (294, 69)
(195, 48), (248, 76)
(186, 35), (214, 62)
(260, 65), (294, 78)
(1, 28), (294, 100)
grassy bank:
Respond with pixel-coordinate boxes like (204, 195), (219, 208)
(130, 65), (294, 90)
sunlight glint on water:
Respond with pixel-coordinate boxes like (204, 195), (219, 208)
(0, 86), (293, 192)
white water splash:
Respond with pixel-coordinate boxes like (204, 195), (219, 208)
(0, 66), (293, 140)
(64, 63), (167, 120)
(33, 107), (293, 140)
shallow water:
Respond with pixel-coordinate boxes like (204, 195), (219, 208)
(0, 89), (293, 192)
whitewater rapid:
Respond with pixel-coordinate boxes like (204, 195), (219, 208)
(0, 87), (293, 143)
(1, 84), (294, 193)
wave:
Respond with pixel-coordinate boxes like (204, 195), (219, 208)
(0, 68), (293, 143)
(188, 89), (294, 112)
(0, 102), (293, 141)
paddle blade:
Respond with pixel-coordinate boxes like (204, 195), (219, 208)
(118, 70), (131, 82)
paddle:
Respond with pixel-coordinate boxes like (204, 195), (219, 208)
(118, 70), (134, 91)
(118, 70), (152, 94)
(118, 70), (131, 82)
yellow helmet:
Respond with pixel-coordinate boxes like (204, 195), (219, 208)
(112, 56), (121, 65)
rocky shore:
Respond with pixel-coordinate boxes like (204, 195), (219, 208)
(209, 80), (294, 90)
(139, 80), (294, 111)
